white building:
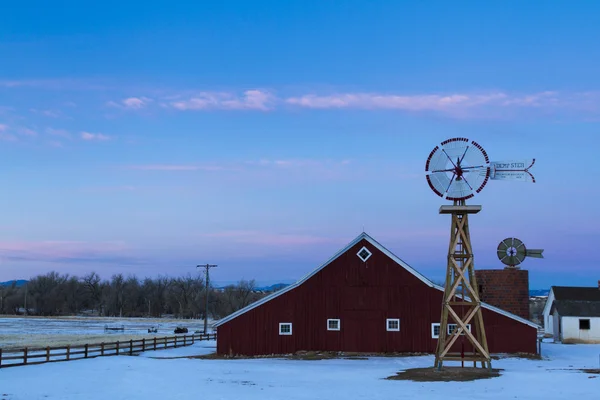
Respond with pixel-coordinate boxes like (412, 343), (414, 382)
(542, 283), (600, 343)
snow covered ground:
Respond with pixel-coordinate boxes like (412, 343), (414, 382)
(0, 316), (214, 349)
(0, 342), (598, 399)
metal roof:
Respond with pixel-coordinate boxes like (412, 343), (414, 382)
(214, 232), (539, 329)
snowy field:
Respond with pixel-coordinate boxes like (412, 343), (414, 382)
(0, 316), (214, 349)
(0, 342), (598, 399)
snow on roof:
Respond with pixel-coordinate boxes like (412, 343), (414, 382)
(214, 232), (539, 329)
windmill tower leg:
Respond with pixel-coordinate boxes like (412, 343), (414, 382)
(434, 200), (491, 370)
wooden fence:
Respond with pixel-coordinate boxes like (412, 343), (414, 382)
(0, 333), (217, 369)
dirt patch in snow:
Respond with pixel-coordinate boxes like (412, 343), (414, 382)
(386, 367), (502, 382)
(581, 369), (600, 374)
(194, 350), (429, 360)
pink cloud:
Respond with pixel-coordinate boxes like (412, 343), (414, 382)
(0, 133), (17, 142)
(128, 165), (216, 171)
(0, 123), (8, 132)
(0, 240), (130, 263)
(30, 109), (61, 118)
(81, 131), (110, 141)
(170, 90), (274, 111)
(47, 140), (64, 148)
(108, 97), (152, 110)
(285, 92), (513, 111)
(46, 128), (70, 138)
(19, 128), (38, 137)
(201, 231), (344, 246)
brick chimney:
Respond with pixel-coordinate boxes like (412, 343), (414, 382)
(474, 269), (530, 320)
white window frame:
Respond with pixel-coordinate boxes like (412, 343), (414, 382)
(327, 319), (341, 331)
(386, 318), (400, 332)
(431, 323), (471, 338)
(447, 323), (471, 335)
(356, 246), (372, 262)
(279, 322), (292, 335)
(431, 323), (441, 338)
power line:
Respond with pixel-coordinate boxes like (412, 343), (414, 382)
(197, 264), (217, 334)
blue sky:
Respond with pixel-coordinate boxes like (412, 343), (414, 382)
(0, 1), (599, 289)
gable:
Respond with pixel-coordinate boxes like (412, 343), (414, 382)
(214, 232), (539, 329)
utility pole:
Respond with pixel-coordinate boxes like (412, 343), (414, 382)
(197, 264), (217, 334)
(24, 283), (28, 316)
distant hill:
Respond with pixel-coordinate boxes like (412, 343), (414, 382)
(255, 283), (290, 292)
(0, 280), (28, 287)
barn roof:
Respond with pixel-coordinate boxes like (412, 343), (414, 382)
(213, 232), (539, 328)
(551, 286), (600, 302)
(552, 300), (600, 318)
(549, 286), (600, 317)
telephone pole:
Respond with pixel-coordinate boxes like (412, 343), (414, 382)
(197, 264), (217, 334)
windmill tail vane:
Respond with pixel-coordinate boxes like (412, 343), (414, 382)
(490, 159), (536, 183)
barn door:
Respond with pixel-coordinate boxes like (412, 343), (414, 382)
(342, 311), (382, 353)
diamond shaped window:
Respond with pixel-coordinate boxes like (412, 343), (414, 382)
(357, 246), (372, 262)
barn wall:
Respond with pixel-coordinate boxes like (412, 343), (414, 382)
(561, 316), (600, 342)
(217, 239), (537, 356)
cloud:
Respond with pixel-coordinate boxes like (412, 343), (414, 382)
(126, 159), (350, 173)
(19, 128), (37, 137)
(46, 128), (70, 138)
(0, 123), (7, 132)
(30, 109), (61, 118)
(127, 164), (225, 171)
(108, 97), (152, 110)
(80, 185), (137, 192)
(169, 90), (274, 111)
(0, 240), (143, 266)
(47, 140), (64, 148)
(201, 231), (344, 246)
(250, 159), (351, 168)
(81, 131), (110, 141)
(0, 133), (17, 142)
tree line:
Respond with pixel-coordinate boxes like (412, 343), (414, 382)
(0, 271), (271, 320)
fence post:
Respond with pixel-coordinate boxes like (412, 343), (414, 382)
(101, 342), (105, 356)
(46, 346), (50, 362)
(24, 347), (28, 365)
(85, 344), (89, 358)
(164, 337), (167, 349)
(0, 348), (3, 368)
(192, 334), (195, 344)
(142, 338), (146, 351)
(174, 336), (177, 348)
(129, 340), (133, 355)
(116, 341), (120, 355)
(184, 335), (187, 346)
(154, 337), (157, 351)
(66, 345), (71, 361)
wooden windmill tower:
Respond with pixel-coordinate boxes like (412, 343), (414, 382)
(425, 138), (536, 370)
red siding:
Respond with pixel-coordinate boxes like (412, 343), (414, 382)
(217, 239), (537, 356)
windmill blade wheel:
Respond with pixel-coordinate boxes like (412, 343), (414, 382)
(497, 237), (527, 267)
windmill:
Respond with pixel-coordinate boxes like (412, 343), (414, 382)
(425, 137), (536, 370)
(497, 237), (544, 268)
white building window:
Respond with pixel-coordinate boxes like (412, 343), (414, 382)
(386, 318), (400, 331)
(431, 323), (441, 338)
(431, 323), (471, 338)
(357, 246), (372, 262)
(448, 323), (471, 335)
(327, 319), (340, 331)
(279, 323), (292, 335)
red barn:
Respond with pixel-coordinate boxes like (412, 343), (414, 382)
(215, 233), (539, 356)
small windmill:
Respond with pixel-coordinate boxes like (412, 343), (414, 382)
(425, 137), (537, 370)
(497, 237), (544, 268)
